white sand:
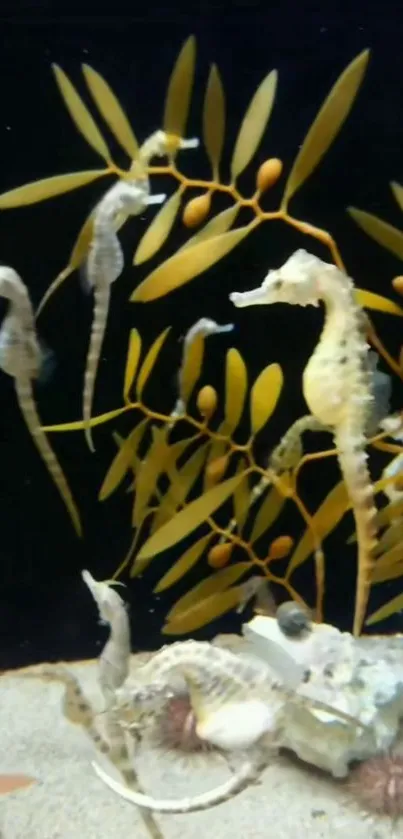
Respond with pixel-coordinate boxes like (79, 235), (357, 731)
(0, 643), (396, 839)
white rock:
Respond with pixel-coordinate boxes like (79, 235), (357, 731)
(243, 615), (403, 777)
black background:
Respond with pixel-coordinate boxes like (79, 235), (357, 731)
(1, 0), (403, 669)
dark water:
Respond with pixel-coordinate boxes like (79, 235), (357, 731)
(1, 0), (403, 669)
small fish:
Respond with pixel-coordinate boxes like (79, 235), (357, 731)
(0, 266), (82, 535)
(0, 774), (37, 795)
(82, 179), (165, 451)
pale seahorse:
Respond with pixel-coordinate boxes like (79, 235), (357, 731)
(230, 249), (378, 637)
(0, 267), (81, 535)
(82, 178), (165, 452)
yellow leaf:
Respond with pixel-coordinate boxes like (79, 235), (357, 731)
(163, 586), (245, 635)
(230, 70), (277, 181)
(250, 363), (283, 435)
(134, 188), (182, 265)
(163, 36), (196, 138)
(123, 329), (142, 402)
(52, 65), (111, 161)
(366, 592), (403, 625)
(233, 461), (250, 533)
(179, 333), (205, 404)
(348, 208), (403, 262)
(371, 543), (403, 583)
(179, 205), (240, 252)
(283, 50), (369, 205)
(42, 405), (129, 433)
(131, 225), (253, 302)
(82, 64), (139, 159)
(250, 484), (287, 544)
(203, 433), (228, 491)
(0, 170), (106, 209)
(167, 561), (252, 620)
(98, 419), (148, 501)
(136, 472), (245, 561)
(225, 348), (248, 433)
(203, 64), (225, 179)
(355, 288), (403, 317)
(133, 439), (207, 556)
(287, 480), (350, 576)
(391, 181), (403, 212)
(132, 427), (171, 528)
(136, 328), (170, 399)
(154, 533), (213, 593)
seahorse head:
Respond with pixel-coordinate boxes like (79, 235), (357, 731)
(230, 249), (324, 310)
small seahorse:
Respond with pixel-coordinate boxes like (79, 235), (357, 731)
(82, 179), (165, 452)
(0, 266), (81, 535)
(230, 249), (378, 637)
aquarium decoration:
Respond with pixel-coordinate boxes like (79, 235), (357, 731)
(3, 35), (403, 641)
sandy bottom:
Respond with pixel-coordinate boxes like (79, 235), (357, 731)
(0, 639), (397, 839)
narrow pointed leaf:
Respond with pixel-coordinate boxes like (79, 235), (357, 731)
(136, 472), (245, 561)
(283, 50), (369, 204)
(224, 348), (248, 433)
(287, 480), (350, 575)
(250, 363), (283, 435)
(203, 436), (229, 491)
(99, 419), (148, 501)
(366, 592), (403, 625)
(203, 64), (225, 179)
(230, 70), (277, 181)
(233, 461), (250, 533)
(123, 329), (142, 401)
(355, 287), (403, 317)
(134, 189), (182, 265)
(167, 561), (252, 620)
(0, 170), (106, 209)
(163, 586), (246, 634)
(163, 36), (196, 138)
(42, 405), (129, 433)
(348, 208), (403, 261)
(179, 205), (240, 252)
(131, 226), (253, 302)
(82, 64), (139, 159)
(154, 533), (213, 593)
(391, 181), (403, 212)
(179, 333), (205, 403)
(250, 484), (287, 544)
(132, 427), (171, 527)
(136, 327), (171, 399)
(371, 559), (403, 584)
(133, 440), (207, 552)
(52, 65), (111, 161)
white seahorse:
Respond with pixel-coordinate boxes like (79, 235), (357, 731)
(0, 266), (81, 534)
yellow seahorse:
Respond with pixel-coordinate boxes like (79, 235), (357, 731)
(0, 267), (82, 535)
(230, 249), (378, 636)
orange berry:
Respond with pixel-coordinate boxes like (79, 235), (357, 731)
(196, 385), (218, 419)
(182, 193), (211, 228)
(268, 535), (294, 561)
(256, 158), (283, 193)
(208, 543), (233, 569)
(205, 454), (229, 485)
(392, 276), (403, 295)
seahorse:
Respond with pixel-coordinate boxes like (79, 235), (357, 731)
(0, 266), (81, 535)
(230, 249), (378, 637)
(82, 178), (165, 452)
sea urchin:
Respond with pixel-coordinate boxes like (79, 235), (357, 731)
(154, 692), (210, 754)
(347, 753), (403, 820)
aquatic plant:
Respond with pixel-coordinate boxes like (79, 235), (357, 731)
(2, 36), (403, 635)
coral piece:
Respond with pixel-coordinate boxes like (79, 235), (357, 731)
(244, 613), (403, 777)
